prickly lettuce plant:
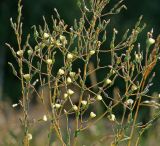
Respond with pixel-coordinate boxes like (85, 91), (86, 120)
(7, 0), (160, 146)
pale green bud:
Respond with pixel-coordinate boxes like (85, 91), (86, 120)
(147, 38), (155, 45)
(73, 105), (78, 111)
(89, 50), (95, 55)
(90, 112), (96, 118)
(108, 114), (116, 122)
(81, 100), (87, 106)
(27, 133), (32, 140)
(46, 59), (53, 65)
(43, 115), (47, 121)
(96, 95), (102, 101)
(67, 53), (73, 60)
(17, 50), (23, 57)
(27, 49), (33, 56)
(131, 84), (137, 91)
(58, 69), (65, 75)
(105, 79), (112, 85)
(67, 77), (72, 84)
(23, 74), (31, 81)
(43, 33), (49, 39)
(67, 89), (74, 95)
(69, 72), (76, 77)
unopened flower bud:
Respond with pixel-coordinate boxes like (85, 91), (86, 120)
(146, 37), (155, 46)
(43, 33), (49, 39)
(60, 35), (65, 41)
(131, 84), (137, 91)
(58, 68), (65, 75)
(43, 115), (47, 121)
(114, 28), (118, 34)
(69, 72), (76, 77)
(135, 53), (142, 63)
(105, 79), (112, 85)
(143, 100), (150, 104)
(90, 112), (96, 118)
(97, 41), (101, 47)
(67, 53), (73, 60)
(108, 114), (116, 122)
(81, 100), (87, 106)
(27, 49), (33, 56)
(27, 133), (32, 140)
(12, 103), (18, 108)
(110, 69), (115, 74)
(64, 93), (68, 99)
(60, 35), (67, 45)
(55, 104), (61, 109)
(46, 59), (53, 65)
(17, 50), (23, 57)
(67, 77), (72, 84)
(73, 105), (78, 111)
(89, 50), (95, 55)
(40, 43), (46, 49)
(125, 99), (134, 106)
(67, 89), (74, 95)
(50, 37), (55, 44)
(23, 74), (31, 81)
(35, 45), (39, 51)
(96, 95), (102, 101)
(55, 40), (62, 47)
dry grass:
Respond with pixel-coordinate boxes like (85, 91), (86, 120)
(0, 99), (160, 146)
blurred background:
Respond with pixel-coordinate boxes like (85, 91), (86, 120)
(0, 0), (160, 102)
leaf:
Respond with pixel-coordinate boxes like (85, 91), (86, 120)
(122, 29), (129, 41)
(6, 43), (17, 58)
(8, 62), (18, 76)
